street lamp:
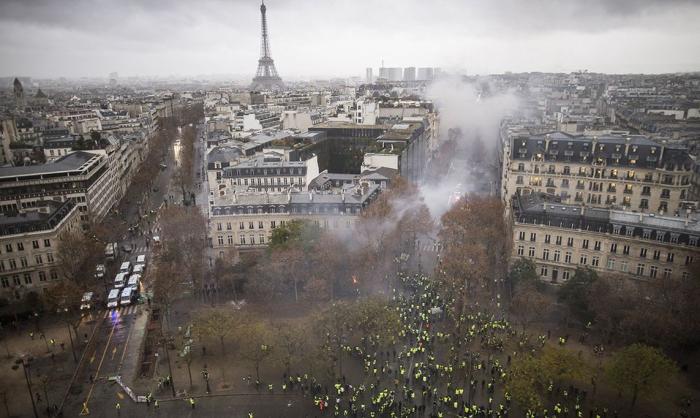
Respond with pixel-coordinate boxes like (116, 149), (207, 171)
(57, 308), (77, 363)
(201, 365), (210, 394)
(12, 356), (39, 418)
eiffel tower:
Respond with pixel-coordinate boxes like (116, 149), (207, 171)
(251, 1), (284, 90)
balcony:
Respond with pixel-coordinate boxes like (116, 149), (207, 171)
(623, 188), (633, 195)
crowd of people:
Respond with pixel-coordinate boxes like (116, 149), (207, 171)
(271, 273), (622, 417)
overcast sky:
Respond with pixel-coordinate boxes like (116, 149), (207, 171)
(1, 0), (700, 80)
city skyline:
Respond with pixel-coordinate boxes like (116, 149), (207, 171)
(1, 0), (700, 80)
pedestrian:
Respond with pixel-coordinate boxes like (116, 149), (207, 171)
(154, 400), (159, 409)
(189, 397), (196, 409)
(115, 402), (121, 416)
(30, 332), (35, 340)
(60, 342), (65, 351)
(202, 346), (206, 356)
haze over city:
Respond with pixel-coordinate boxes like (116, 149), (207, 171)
(2, 0), (700, 79)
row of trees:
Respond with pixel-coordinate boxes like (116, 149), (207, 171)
(557, 264), (700, 350)
(506, 343), (678, 412)
(190, 297), (398, 384)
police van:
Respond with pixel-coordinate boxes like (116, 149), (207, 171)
(120, 287), (135, 306)
(107, 288), (121, 309)
(114, 272), (128, 288)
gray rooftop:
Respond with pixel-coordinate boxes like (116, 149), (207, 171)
(0, 151), (101, 178)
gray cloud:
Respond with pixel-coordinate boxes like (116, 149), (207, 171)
(1, 0), (699, 78)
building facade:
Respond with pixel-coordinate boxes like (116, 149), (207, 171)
(512, 193), (699, 283)
(501, 131), (694, 215)
(0, 200), (81, 299)
(209, 183), (380, 253)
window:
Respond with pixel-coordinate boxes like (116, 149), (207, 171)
(649, 265), (658, 278)
(594, 241), (601, 251)
(663, 268), (672, 279)
(1, 277), (9, 288)
(17, 243), (23, 251)
(530, 233), (537, 242)
(562, 271), (571, 281)
(620, 261), (628, 273)
(683, 272), (689, 279)
(556, 236), (562, 245)
(517, 245), (524, 256)
(217, 223), (222, 231)
(8, 259), (16, 270)
(271, 221), (276, 229)
(32, 240), (39, 249)
(23, 273), (31, 284)
(528, 247), (535, 257)
(239, 222), (245, 230)
(50, 271), (58, 280)
(640, 248), (647, 258)
(12, 275), (19, 285)
(217, 236), (224, 245)
(226, 222), (232, 230)
(227, 235), (233, 245)
(667, 253), (674, 263)
(0, 261), (3, 272)
(38, 271), (46, 282)
(516, 176), (523, 185)
(656, 232), (665, 242)
(249, 222), (254, 229)
(5, 244), (12, 253)
(686, 256), (694, 266)
(636, 264), (645, 276)
(652, 250), (660, 260)
(46, 253), (54, 263)
(517, 163), (525, 172)
(565, 252), (572, 263)
(518, 231), (525, 241)
(545, 235), (551, 244)
(540, 267), (548, 277)
(258, 221), (264, 229)
(607, 258), (615, 270)
(542, 249), (550, 260)
(259, 234), (265, 244)
(240, 235), (246, 245)
(623, 245), (630, 255)
(554, 250), (561, 262)
(567, 237), (574, 247)
(591, 256), (599, 267)
(582, 239), (589, 249)
(35, 255), (43, 265)
(580, 255), (588, 265)
(610, 243), (617, 253)
(250, 235), (255, 245)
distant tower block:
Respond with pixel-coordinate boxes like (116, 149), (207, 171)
(13, 78), (25, 111)
(251, 1), (284, 90)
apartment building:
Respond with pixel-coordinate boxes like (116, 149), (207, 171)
(217, 153), (319, 194)
(0, 151), (115, 224)
(0, 200), (81, 299)
(502, 131), (694, 214)
(209, 183), (380, 253)
(512, 193), (699, 283)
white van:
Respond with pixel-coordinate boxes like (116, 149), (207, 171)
(120, 287), (134, 306)
(119, 261), (132, 274)
(107, 288), (120, 308)
(127, 274), (141, 290)
(136, 254), (146, 265)
(133, 264), (145, 275)
(114, 272), (127, 288)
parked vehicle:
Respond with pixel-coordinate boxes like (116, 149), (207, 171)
(95, 264), (105, 279)
(133, 264), (145, 275)
(127, 274), (141, 292)
(107, 288), (120, 308)
(120, 287), (134, 306)
(119, 261), (132, 274)
(136, 254), (146, 265)
(114, 272), (128, 288)
(104, 242), (118, 261)
(80, 292), (95, 311)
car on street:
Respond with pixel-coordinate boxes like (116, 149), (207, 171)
(95, 264), (105, 279)
(80, 292), (95, 311)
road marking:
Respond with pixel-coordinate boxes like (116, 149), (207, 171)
(111, 346), (117, 360)
(90, 351), (96, 364)
(82, 315), (119, 410)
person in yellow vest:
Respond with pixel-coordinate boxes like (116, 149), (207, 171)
(189, 397), (196, 409)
